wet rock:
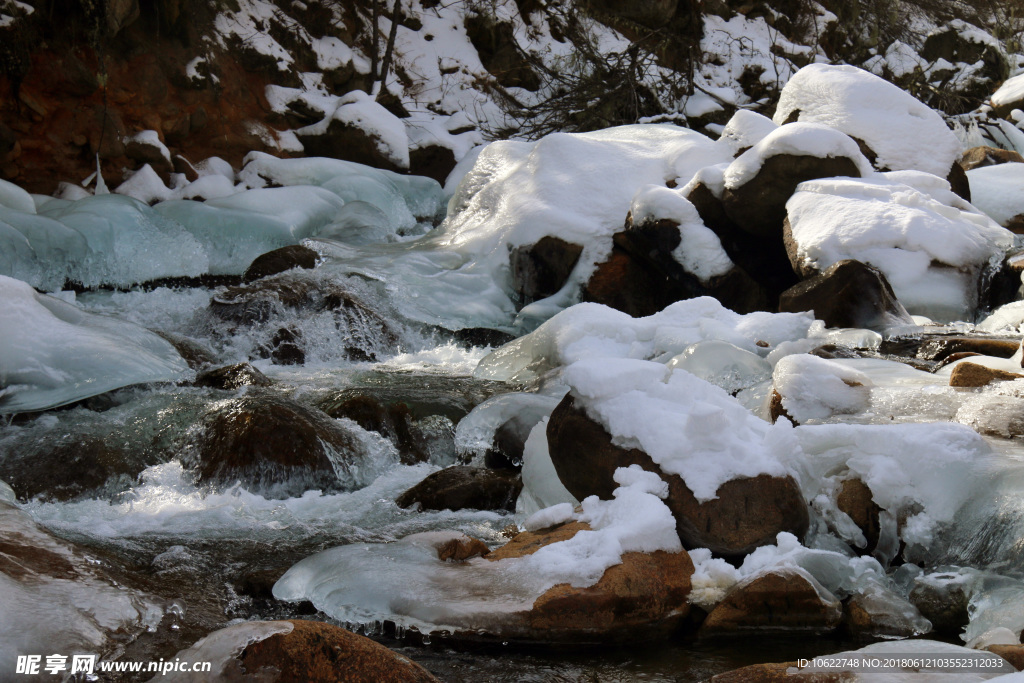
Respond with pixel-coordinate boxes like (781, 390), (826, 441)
(723, 153), (863, 238)
(486, 521), (694, 642)
(983, 249), (1024, 310)
(918, 336), (1021, 363)
(0, 435), (149, 502)
(583, 216), (770, 317)
(986, 645), (1024, 671)
(510, 236), (584, 306)
(700, 567), (842, 636)
(178, 620), (441, 682)
(193, 363), (274, 390)
(836, 477), (881, 554)
(437, 535), (491, 562)
(960, 146), (1024, 171)
(184, 392), (359, 497)
(325, 394), (428, 464)
(266, 327), (305, 365)
(843, 587), (931, 638)
(152, 330), (218, 370)
(708, 662), (852, 682)
(396, 466), (523, 512)
(909, 573), (970, 636)
(949, 361), (1024, 388)
(547, 395), (809, 558)
(243, 244), (319, 283)
(687, 180), (799, 304)
(450, 327), (517, 349)
(484, 413), (535, 470)
(778, 259), (913, 331)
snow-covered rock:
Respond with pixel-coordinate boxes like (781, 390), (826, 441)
(966, 162), (1024, 231)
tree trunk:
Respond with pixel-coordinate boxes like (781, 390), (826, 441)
(376, 0), (402, 99)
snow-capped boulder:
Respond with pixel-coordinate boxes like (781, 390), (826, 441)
(992, 72), (1024, 119)
(722, 122), (871, 237)
(784, 173), (1014, 321)
(297, 91), (411, 172)
(778, 259), (914, 332)
(775, 64), (962, 178)
(699, 567), (842, 635)
(546, 360), (810, 558)
(771, 354), (873, 424)
(583, 188), (769, 316)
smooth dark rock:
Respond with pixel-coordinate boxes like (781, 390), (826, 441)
(778, 259), (914, 331)
(194, 363), (273, 390)
(700, 568), (842, 635)
(243, 245), (318, 283)
(396, 466), (523, 511)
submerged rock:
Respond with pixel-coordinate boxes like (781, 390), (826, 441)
(396, 465), (522, 512)
(243, 244), (319, 282)
(184, 392), (368, 497)
(485, 521), (694, 643)
(708, 662), (852, 682)
(193, 362), (273, 390)
(700, 567), (842, 636)
(546, 395), (808, 558)
(778, 259), (914, 332)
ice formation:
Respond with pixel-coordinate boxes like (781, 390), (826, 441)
(0, 276), (189, 413)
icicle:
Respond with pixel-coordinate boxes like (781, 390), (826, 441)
(94, 154), (109, 195)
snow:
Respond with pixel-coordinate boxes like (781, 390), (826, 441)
(156, 621), (294, 682)
(785, 174), (1013, 321)
(723, 122), (873, 190)
(715, 109), (778, 157)
(966, 162), (1024, 226)
(475, 297), (814, 384)
(563, 358), (793, 502)
(523, 502), (575, 532)
(298, 90), (411, 169)
(114, 164), (174, 204)
(517, 417), (579, 517)
(0, 276), (190, 413)
(774, 64), (962, 177)
(628, 185), (733, 281)
(993, 73), (1024, 108)
(773, 354), (873, 423)
(124, 130), (171, 164)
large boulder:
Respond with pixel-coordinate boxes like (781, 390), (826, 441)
(721, 123), (868, 238)
(297, 92), (410, 172)
(183, 392), (370, 497)
(325, 394), (431, 464)
(162, 620), (440, 682)
(485, 521), (695, 642)
(546, 394), (809, 558)
(700, 567), (842, 636)
(778, 259), (914, 331)
(395, 466), (523, 512)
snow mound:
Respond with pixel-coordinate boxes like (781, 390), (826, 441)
(786, 174), (1013, 321)
(0, 275), (189, 413)
(563, 357), (793, 502)
(966, 162), (1024, 227)
(773, 354), (872, 423)
(993, 73), (1024, 110)
(724, 122), (873, 190)
(715, 109), (778, 157)
(774, 64), (962, 177)
(298, 90), (411, 170)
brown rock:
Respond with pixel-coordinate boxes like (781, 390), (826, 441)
(326, 395), (428, 464)
(486, 521), (694, 642)
(987, 645), (1024, 671)
(409, 144), (457, 185)
(298, 115), (408, 173)
(843, 589), (930, 638)
(194, 362), (274, 390)
(395, 466), (523, 512)
(510, 236), (584, 306)
(768, 388), (795, 424)
(437, 536), (491, 562)
(124, 132), (172, 175)
(779, 259), (913, 332)
(836, 478), (881, 554)
(186, 392), (361, 497)
(723, 153), (863, 238)
(700, 567), (842, 635)
(909, 574), (970, 636)
(914, 336), (1021, 363)
(546, 395), (809, 558)
(237, 620), (441, 682)
(0, 436), (146, 502)
(960, 146), (1024, 171)
(243, 244), (319, 283)
(709, 662), (853, 682)
(949, 361), (1024, 387)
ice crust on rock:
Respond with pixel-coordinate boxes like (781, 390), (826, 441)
(475, 297), (814, 383)
(774, 63), (962, 177)
(723, 122), (873, 190)
(0, 275), (189, 413)
(786, 174), (1013, 321)
(273, 464), (680, 634)
(773, 354), (873, 423)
